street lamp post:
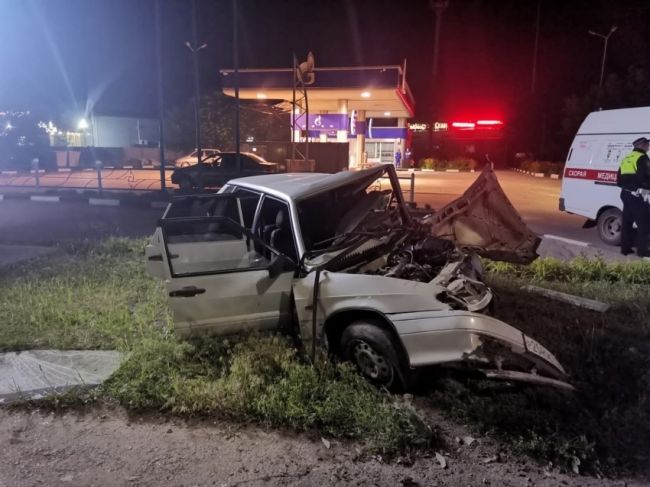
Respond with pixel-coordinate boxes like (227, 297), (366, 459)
(588, 25), (618, 100)
(185, 40), (207, 164)
(429, 0), (449, 81)
(155, 0), (166, 191)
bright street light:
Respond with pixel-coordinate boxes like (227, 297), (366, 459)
(184, 41), (207, 53)
(77, 118), (89, 130)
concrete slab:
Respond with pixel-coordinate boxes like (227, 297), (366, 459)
(0, 244), (56, 268)
(0, 350), (124, 404)
(538, 236), (632, 261)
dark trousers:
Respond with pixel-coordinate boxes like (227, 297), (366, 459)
(621, 190), (650, 253)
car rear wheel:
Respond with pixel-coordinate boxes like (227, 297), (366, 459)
(597, 208), (622, 246)
(340, 321), (405, 390)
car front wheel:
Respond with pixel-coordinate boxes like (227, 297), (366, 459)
(340, 321), (405, 390)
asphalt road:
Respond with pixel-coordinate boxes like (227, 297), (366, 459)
(406, 170), (605, 249)
(0, 200), (163, 245)
(0, 170), (610, 253)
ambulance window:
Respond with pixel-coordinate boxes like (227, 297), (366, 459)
(571, 140), (596, 166)
(602, 141), (631, 167)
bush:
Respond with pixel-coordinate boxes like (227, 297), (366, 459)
(418, 157), (477, 171)
(420, 157), (435, 170)
(519, 159), (563, 176)
(484, 255), (650, 285)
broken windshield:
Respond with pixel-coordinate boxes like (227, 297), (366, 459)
(297, 171), (403, 253)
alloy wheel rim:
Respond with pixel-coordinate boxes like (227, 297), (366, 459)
(604, 216), (621, 237)
(351, 340), (393, 384)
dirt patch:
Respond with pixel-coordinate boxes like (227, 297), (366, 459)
(0, 407), (640, 487)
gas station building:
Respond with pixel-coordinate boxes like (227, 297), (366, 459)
(220, 64), (415, 169)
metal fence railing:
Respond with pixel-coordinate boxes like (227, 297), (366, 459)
(0, 160), (170, 194)
(1, 161), (419, 204)
(396, 171), (416, 203)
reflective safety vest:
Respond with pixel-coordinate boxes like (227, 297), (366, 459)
(619, 151), (643, 175)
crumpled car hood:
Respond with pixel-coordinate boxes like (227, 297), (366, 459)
(423, 166), (541, 264)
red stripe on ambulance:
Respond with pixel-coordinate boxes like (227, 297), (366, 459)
(563, 168), (618, 183)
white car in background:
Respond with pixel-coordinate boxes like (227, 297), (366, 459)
(174, 148), (221, 168)
(146, 164), (571, 391)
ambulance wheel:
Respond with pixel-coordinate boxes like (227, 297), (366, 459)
(597, 208), (622, 246)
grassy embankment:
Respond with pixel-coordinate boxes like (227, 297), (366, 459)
(1, 240), (648, 472)
(0, 239), (431, 454)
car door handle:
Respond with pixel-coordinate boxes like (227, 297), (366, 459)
(169, 286), (206, 297)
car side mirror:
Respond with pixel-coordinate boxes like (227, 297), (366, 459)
(268, 254), (295, 279)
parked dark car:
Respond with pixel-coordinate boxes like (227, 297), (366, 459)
(171, 152), (280, 190)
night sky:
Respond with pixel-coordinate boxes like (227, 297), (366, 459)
(1, 0), (649, 127)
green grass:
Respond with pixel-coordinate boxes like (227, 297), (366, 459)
(4, 243), (650, 471)
(105, 335), (434, 454)
(1, 238), (433, 455)
(0, 238), (171, 351)
(483, 256), (650, 286)
(425, 258), (650, 474)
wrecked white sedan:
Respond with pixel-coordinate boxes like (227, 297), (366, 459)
(147, 164), (572, 390)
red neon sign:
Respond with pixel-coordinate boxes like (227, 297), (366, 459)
(451, 120), (504, 131)
(451, 121), (476, 129)
(476, 119), (503, 126)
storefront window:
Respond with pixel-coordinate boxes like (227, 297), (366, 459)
(380, 143), (394, 163)
(366, 141), (395, 163)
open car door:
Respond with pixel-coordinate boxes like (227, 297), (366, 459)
(425, 166), (541, 264)
(156, 193), (297, 337)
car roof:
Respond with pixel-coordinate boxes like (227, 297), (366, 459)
(218, 151), (270, 162)
(578, 107), (650, 135)
(228, 164), (390, 201)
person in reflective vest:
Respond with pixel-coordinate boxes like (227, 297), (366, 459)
(617, 137), (650, 257)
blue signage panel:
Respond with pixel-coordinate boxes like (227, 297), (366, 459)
(295, 114), (348, 132)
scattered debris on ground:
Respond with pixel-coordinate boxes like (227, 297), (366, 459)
(1, 408), (644, 487)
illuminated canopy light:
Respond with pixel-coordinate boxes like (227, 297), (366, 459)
(384, 111), (391, 116)
(256, 93), (267, 99)
(360, 91), (371, 98)
(77, 118), (89, 130)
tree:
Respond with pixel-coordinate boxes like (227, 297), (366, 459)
(165, 91), (290, 151)
(556, 65), (650, 158)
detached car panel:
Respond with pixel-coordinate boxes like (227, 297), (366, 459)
(148, 164), (572, 390)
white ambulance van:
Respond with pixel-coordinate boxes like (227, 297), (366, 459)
(559, 106), (650, 245)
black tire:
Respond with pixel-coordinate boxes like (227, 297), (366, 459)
(340, 321), (406, 390)
(597, 208), (622, 246)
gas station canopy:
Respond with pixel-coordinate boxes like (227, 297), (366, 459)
(220, 65), (415, 118)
